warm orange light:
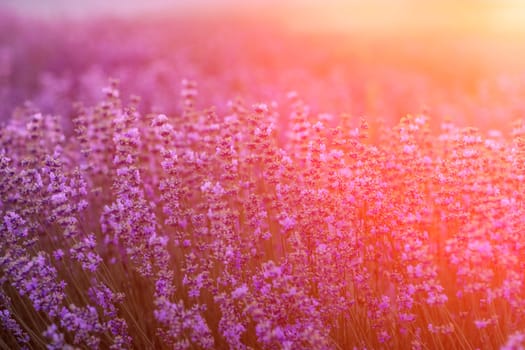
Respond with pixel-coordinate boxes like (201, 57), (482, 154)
(268, 0), (525, 39)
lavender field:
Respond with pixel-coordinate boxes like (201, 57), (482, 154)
(2, 4), (525, 350)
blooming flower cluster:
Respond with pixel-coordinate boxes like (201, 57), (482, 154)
(2, 10), (525, 350)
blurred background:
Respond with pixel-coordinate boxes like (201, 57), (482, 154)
(2, 0), (525, 131)
(2, 0), (525, 38)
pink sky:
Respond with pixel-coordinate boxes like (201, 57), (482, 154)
(2, 0), (525, 37)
